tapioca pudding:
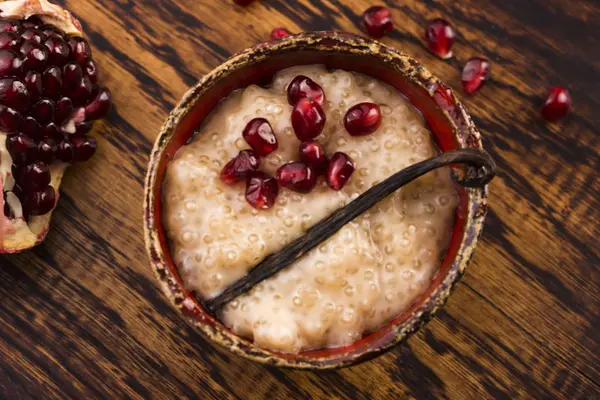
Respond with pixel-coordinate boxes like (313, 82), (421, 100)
(163, 65), (458, 353)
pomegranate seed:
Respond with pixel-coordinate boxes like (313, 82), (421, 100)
(20, 28), (43, 44)
(32, 99), (55, 124)
(71, 135), (97, 162)
(57, 139), (74, 163)
(74, 121), (92, 135)
(0, 105), (22, 133)
(83, 87), (111, 120)
(326, 152), (355, 191)
(0, 32), (21, 52)
(55, 97), (73, 123)
(0, 20), (21, 33)
(24, 71), (42, 102)
(233, 0), (257, 5)
(299, 141), (329, 175)
(62, 63), (82, 91)
(276, 162), (317, 193)
(37, 138), (57, 164)
(242, 118), (278, 156)
(245, 171), (278, 209)
(44, 36), (70, 66)
(7, 133), (37, 164)
(541, 86), (572, 121)
(83, 60), (98, 84)
(461, 57), (491, 95)
(69, 76), (92, 106)
(18, 161), (50, 190)
(42, 25), (62, 38)
(270, 28), (291, 40)
(23, 186), (55, 216)
(425, 19), (456, 59)
(20, 41), (48, 72)
(21, 116), (41, 139)
(344, 102), (382, 136)
(68, 37), (92, 65)
(432, 82), (455, 113)
(361, 6), (393, 39)
(0, 78), (30, 112)
(220, 150), (260, 184)
(291, 97), (326, 141)
(22, 17), (42, 30)
(287, 75), (325, 106)
(0, 50), (22, 77)
(42, 123), (59, 139)
(42, 66), (63, 99)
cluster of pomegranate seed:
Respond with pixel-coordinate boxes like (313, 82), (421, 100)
(220, 75), (384, 210)
(0, 16), (111, 219)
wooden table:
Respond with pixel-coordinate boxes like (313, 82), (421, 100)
(1, 0), (598, 398)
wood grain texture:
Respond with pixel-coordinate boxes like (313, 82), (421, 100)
(0, 0), (598, 398)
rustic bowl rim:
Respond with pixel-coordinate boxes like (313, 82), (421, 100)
(143, 31), (489, 370)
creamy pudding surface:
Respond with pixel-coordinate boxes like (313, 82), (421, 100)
(164, 65), (458, 353)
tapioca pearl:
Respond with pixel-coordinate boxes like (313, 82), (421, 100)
(380, 105), (392, 115)
(401, 269), (415, 280)
(234, 138), (246, 150)
(340, 307), (356, 324)
(438, 195), (450, 206)
(423, 203), (436, 214)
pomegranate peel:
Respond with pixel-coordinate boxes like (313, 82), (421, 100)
(0, 0), (82, 36)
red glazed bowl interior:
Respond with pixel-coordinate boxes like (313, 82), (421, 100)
(144, 32), (488, 369)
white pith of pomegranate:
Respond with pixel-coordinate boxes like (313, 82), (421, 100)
(0, 0), (111, 253)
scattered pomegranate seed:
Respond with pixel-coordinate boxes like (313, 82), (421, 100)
(245, 171), (278, 209)
(361, 6), (393, 39)
(299, 141), (328, 175)
(287, 75), (325, 106)
(541, 86), (572, 121)
(233, 0), (257, 5)
(291, 97), (326, 141)
(326, 152), (355, 191)
(461, 57), (491, 95)
(344, 102), (382, 136)
(424, 19), (456, 59)
(276, 162), (317, 193)
(220, 150), (260, 185)
(242, 118), (278, 156)
(270, 28), (291, 40)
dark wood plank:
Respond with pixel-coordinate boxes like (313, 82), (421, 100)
(0, 0), (598, 398)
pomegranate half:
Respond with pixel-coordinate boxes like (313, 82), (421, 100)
(0, 0), (111, 253)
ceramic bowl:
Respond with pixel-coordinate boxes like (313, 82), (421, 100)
(144, 31), (489, 369)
